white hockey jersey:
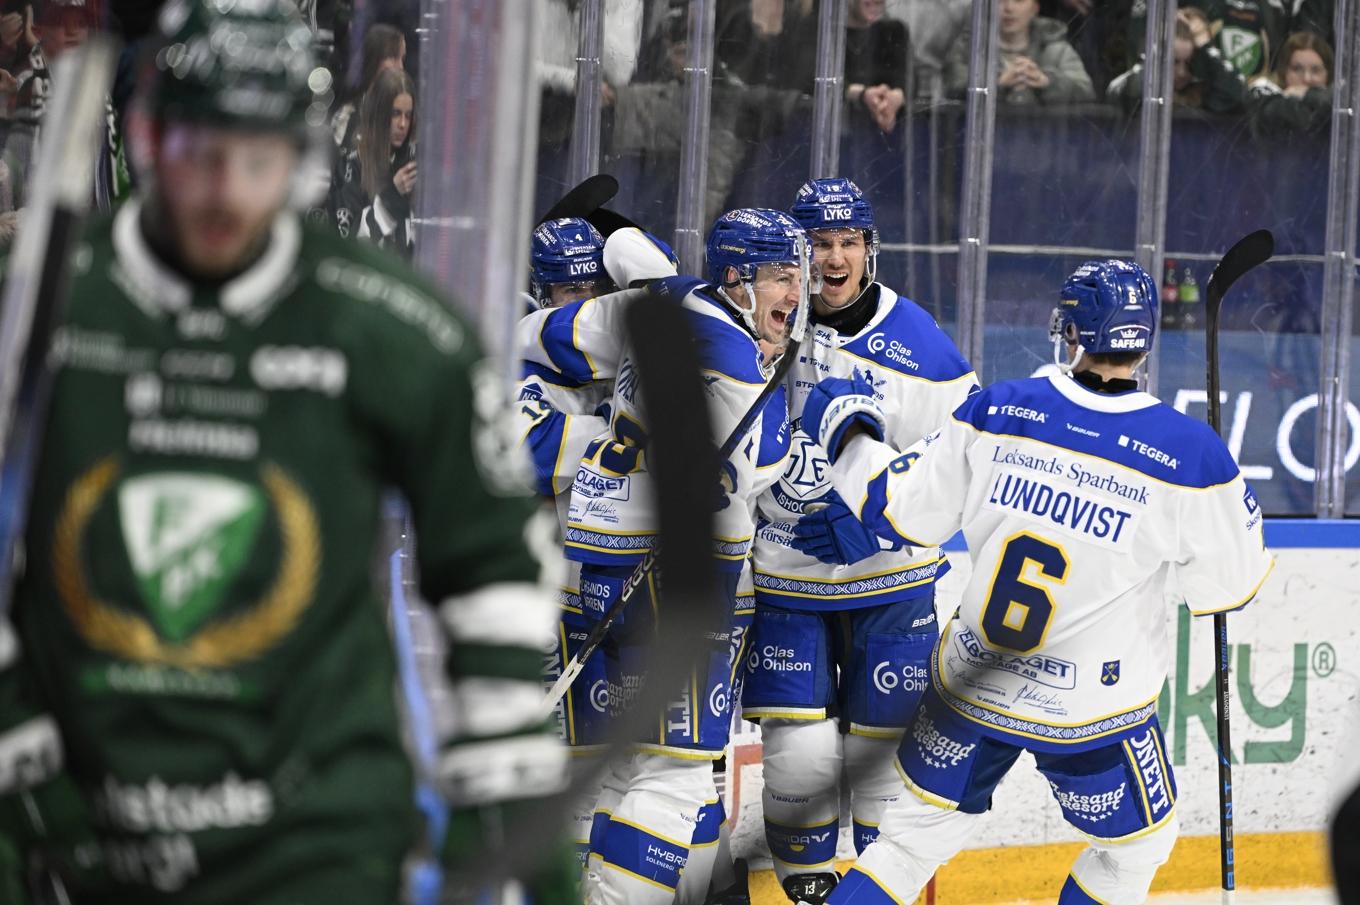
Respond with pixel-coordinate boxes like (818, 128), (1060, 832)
(828, 373), (1274, 752)
(753, 285), (976, 611)
(518, 277), (787, 573)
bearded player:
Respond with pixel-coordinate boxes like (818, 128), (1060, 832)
(0, 2), (573, 902)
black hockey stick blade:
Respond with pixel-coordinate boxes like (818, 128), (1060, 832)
(587, 206), (642, 237)
(1204, 229), (1274, 437)
(1206, 229), (1275, 323)
(536, 173), (619, 225)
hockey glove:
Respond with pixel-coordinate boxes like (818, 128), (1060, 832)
(790, 492), (883, 565)
(800, 372), (887, 465)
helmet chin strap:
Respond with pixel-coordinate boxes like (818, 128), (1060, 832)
(719, 281), (761, 339)
(1053, 333), (1086, 375)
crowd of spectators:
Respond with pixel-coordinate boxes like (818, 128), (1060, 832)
(0, 0), (1339, 260)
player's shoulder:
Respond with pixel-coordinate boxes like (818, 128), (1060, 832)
(295, 220), (474, 362)
(962, 375), (1239, 488)
(840, 285), (974, 383)
(665, 277), (765, 385)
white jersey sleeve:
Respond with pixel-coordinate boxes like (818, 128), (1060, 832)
(1175, 478), (1272, 615)
(517, 287), (649, 385)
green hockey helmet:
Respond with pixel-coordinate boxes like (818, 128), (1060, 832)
(146, 0), (332, 136)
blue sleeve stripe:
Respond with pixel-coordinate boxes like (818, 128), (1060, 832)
(538, 300), (599, 383)
(524, 409), (569, 497)
(521, 360), (593, 388)
(860, 469), (931, 548)
(684, 304), (765, 384)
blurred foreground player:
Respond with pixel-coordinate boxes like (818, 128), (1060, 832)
(800, 260), (1273, 905)
(0, 1), (572, 902)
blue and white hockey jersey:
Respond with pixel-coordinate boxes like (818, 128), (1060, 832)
(753, 285), (976, 611)
(827, 372), (1275, 752)
(518, 277), (788, 572)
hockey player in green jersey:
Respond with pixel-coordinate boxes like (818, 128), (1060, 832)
(0, 1), (574, 902)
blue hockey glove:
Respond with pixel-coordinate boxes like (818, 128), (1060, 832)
(790, 492), (883, 565)
(800, 371), (886, 464)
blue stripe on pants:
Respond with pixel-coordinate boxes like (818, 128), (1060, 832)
(600, 818), (690, 890)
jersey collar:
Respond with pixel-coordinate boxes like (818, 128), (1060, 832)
(822, 282), (896, 347)
(1046, 371), (1159, 413)
(113, 198), (301, 324)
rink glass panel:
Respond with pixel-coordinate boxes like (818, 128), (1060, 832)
(1161, 107), (1328, 516)
(858, 94), (967, 332)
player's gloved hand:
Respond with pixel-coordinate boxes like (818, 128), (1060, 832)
(790, 492), (883, 565)
(800, 370), (887, 465)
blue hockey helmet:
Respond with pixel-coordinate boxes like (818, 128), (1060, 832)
(789, 177), (881, 293)
(1050, 259), (1159, 371)
(529, 217), (610, 307)
(706, 208), (817, 343)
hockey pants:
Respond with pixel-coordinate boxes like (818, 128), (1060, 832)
(583, 753), (721, 905)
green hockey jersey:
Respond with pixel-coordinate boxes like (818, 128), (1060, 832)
(0, 199), (554, 903)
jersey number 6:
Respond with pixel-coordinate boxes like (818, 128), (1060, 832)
(980, 531), (1069, 653)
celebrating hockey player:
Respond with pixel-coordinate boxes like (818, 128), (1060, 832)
(743, 178), (975, 903)
(798, 259), (1274, 905)
(517, 221), (678, 870)
(519, 208), (808, 904)
(529, 217), (615, 310)
(0, 1), (574, 902)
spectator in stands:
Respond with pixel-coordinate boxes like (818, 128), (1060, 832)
(332, 23), (405, 150)
(1292, 0), (1333, 46)
(330, 68), (417, 257)
(712, 0), (816, 90)
(2, 0), (124, 219)
(844, 0), (910, 132)
(1248, 31), (1332, 136)
(0, 3), (34, 90)
(1107, 8), (1247, 114)
(886, 0), (968, 100)
(614, 3), (808, 223)
(943, 0), (1095, 106)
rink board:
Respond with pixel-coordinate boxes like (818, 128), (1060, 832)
(730, 519), (1356, 900)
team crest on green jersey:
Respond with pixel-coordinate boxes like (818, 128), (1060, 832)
(118, 474), (266, 642)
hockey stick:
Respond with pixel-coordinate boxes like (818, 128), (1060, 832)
(1203, 228), (1274, 903)
(0, 41), (117, 603)
(536, 172), (619, 225)
(0, 39), (117, 905)
(537, 333), (801, 720)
